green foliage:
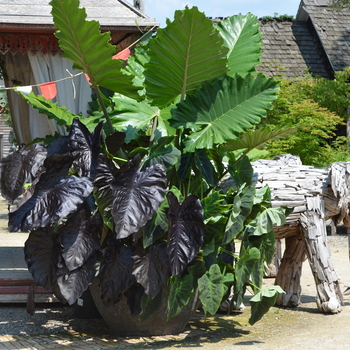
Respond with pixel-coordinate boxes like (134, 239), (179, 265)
(249, 286), (285, 325)
(260, 13), (294, 22)
(198, 264), (225, 316)
(217, 13), (263, 76)
(16, 2), (289, 328)
(50, 0), (138, 99)
(145, 6), (228, 105)
(262, 77), (343, 166)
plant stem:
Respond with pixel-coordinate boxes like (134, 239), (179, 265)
(92, 83), (114, 135)
(150, 116), (158, 142)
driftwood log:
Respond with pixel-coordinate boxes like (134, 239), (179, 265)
(251, 154), (349, 314)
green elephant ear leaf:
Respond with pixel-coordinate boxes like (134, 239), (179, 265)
(167, 274), (194, 321)
(222, 125), (296, 153)
(50, 0), (138, 98)
(198, 264), (225, 316)
(144, 6), (228, 107)
(217, 13), (263, 76)
(249, 286), (285, 325)
(171, 74), (279, 152)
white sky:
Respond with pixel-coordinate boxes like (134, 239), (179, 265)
(142, 0), (302, 27)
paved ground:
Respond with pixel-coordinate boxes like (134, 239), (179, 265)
(1, 198), (350, 349)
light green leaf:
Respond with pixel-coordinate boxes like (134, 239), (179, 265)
(223, 185), (256, 245)
(234, 246), (261, 306)
(253, 185), (271, 206)
(198, 264), (225, 315)
(171, 74), (279, 152)
(144, 6), (228, 107)
(222, 125), (296, 153)
(109, 94), (157, 142)
(252, 207), (287, 236)
(17, 91), (78, 129)
(50, 0), (138, 98)
(249, 286), (285, 325)
(217, 13), (263, 76)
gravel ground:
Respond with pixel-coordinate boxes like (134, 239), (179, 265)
(0, 234), (349, 350)
(0, 303), (108, 336)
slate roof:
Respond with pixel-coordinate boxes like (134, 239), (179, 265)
(258, 19), (332, 79)
(0, 0), (158, 31)
(259, 0), (350, 79)
(297, 0), (350, 72)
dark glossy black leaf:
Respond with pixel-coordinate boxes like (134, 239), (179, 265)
(112, 156), (167, 239)
(132, 241), (170, 299)
(99, 244), (135, 300)
(69, 118), (103, 179)
(194, 149), (218, 187)
(105, 131), (126, 154)
(46, 136), (70, 157)
(9, 172), (93, 232)
(57, 255), (97, 305)
(60, 210), (101, 271)
(0, 143), (47, 203)
(24, 226), (60, 290)
(93, 155), (117, 231)
(124, 283), (145, 317)
(167, 192), (205, 276)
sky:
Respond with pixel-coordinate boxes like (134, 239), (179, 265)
(142, 0), (302, 27)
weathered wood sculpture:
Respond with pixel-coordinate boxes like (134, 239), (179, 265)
(252, 154), (349, 314)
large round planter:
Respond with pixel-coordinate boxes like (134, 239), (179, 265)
(89, 278), (199, 336)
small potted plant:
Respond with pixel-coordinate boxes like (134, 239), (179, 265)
(4, 0), (289, 335)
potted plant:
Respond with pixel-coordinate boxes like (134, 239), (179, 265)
(3, 0), (289, 335)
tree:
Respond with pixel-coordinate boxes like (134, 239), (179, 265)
(262, 76), (344, 167)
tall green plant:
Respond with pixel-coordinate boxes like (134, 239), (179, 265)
(14, 1), (288, 326)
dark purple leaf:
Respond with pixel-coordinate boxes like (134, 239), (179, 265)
(124, 283), (145, 317)
(99, 243), (135, 300)
(69, 118), (103, 179)
(132, 241), (170, 299)
(60, 210), (101, 271)
(57, 255), (97, 305)
(105, 131), (126, 154)
(46, 136), (70, 157)
(167, 192), (205, 276)
(24, 226), (60, 290)
(9, 174), (93, 232)
(111, 156), (167, 239)
(0, 143), (47, 203)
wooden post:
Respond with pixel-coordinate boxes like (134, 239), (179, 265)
(300, 196), (343, 313)
(0, 134), (3, 160)
(275, 231), (307, 307)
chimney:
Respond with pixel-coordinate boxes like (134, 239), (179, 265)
(134, 0), (145, 13)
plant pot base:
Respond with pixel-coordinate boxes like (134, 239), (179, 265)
(89, 279), (199, 336)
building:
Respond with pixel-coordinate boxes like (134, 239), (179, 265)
(0, 0), (157, 150)
(259, 0), (350, 79)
